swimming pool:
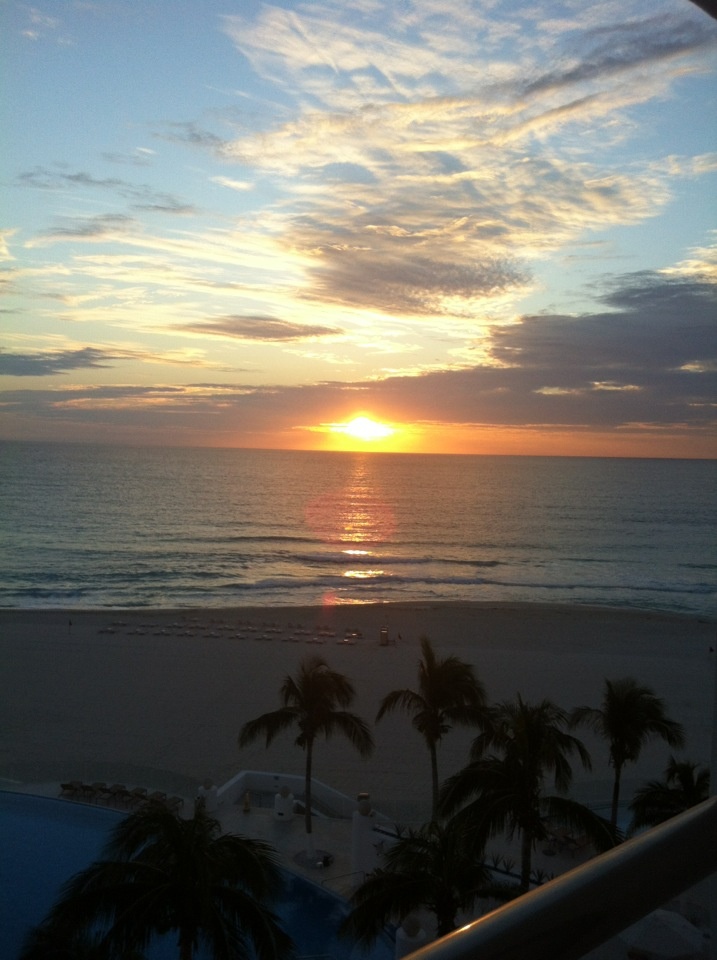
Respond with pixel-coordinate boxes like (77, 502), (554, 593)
(0, 791), (391, 960)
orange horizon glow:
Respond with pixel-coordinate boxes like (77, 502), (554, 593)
(284, 417), (716, 458)
(9, 417), (712, 459)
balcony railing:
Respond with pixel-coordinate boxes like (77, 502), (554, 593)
(406, 797), (717, 960)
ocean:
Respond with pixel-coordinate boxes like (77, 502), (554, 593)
(1, 441), (715, 616)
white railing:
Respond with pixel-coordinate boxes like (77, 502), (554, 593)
(404, 797), (717, 960)
(216, 769), (388, 821)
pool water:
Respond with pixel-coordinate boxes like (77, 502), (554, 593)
(0, 792), (391, 960)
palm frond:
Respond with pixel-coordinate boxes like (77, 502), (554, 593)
(341, 815), (490, 947)
(541, 795), (618, 851)
(238, 707), (299, 749)
(317, 710), (375, 756)
(376, 688), (426, 721)
(341, 871), (430, 946)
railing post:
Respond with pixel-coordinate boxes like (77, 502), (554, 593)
(711, 636), (717, 960)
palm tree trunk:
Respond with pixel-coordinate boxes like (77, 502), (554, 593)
(305, 737), (315, 858)
(430, 741), (439, 821)
(611, 763), (622, 830)
(435, 896), (458, 938)
(179, 930), (193, 960)
(520, 830), (532, 892)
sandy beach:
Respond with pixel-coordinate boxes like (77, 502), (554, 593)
(1, 602), (714, 823)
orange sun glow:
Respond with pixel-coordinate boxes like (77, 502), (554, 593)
(308, 414), (415, 452)
(339, 417), (395, 442)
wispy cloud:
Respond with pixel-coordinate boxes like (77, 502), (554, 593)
(210, 176), (254, 191)
(26, 214), (138, 246)
(181, 316), (343, 341)
(17, 167), (196, 215)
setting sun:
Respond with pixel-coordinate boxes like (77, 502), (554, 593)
(305, 414), (412, 452)
(340, 417), (395, 442)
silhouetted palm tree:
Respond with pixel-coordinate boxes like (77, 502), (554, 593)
(440, 695), (615, 892)
(571, 677), (685, 829)
(376, 636), (488, 818)
(629, 756), (709, 834)
(20, 924), (131, 960)
(341, 815), (492, 945)
(28, 799), (292, 960)
(238, 655), (374, 848)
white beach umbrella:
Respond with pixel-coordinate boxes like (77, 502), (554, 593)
(619, 909), (708, 960)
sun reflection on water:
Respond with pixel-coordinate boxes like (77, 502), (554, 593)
(304, 456), (396, 545)
(303, 456), (395, 593)
(343, 569), (386, 579)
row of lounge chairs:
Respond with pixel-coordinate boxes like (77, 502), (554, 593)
(59, 781), (183, 814)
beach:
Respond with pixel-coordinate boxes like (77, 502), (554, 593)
(1, 602), (714, 822)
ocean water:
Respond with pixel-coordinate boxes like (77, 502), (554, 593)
(1, 441), (715, 616)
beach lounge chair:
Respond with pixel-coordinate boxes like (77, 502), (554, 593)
(88, 782), (111, 804)
(107, 784), (132, 808)
(60, 781), (82, 800)
(128, 786), (148, 807)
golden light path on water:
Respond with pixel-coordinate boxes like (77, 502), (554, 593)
(302, 454), (394, 602)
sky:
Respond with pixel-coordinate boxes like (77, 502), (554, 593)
(1, 0), (716, 457)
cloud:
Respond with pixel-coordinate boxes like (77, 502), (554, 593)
(0, 229), (16, 262)
(102, 148), (155, 166)
(159, 122), (228, 150)
(303, 243), (529, 315)
(3, 268), (713, 437)
(14, 2), (716, 337)
(20, 7), (71, 43)
(211, 176), (254, 191)
(521, 13), (717, 98)
(487, 273), (716, 373)
(208, 3), (716, 322)
(0, 347), (115, 376)
(17, 167), (196, 215)
(26, 213), (137, 247)
(181, 316), (343, 341)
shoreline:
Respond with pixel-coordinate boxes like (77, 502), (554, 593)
(2, 602), (714, 823)
(2, 599), (713, 615)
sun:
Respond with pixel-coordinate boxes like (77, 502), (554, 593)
(341, 416), (395, 442)
(307, 414), (408, 451)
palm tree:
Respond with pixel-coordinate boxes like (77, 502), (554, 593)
(238, 655), (374, 849)
(340, 815), (492, 946)
(20, 924), (128, 960)
(376, 636), (488, 819)
(440, 695), (615, 892)
(629, 756), (709, 834)
(30, 799), (293, 960)
(571, 677), (686, 829)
